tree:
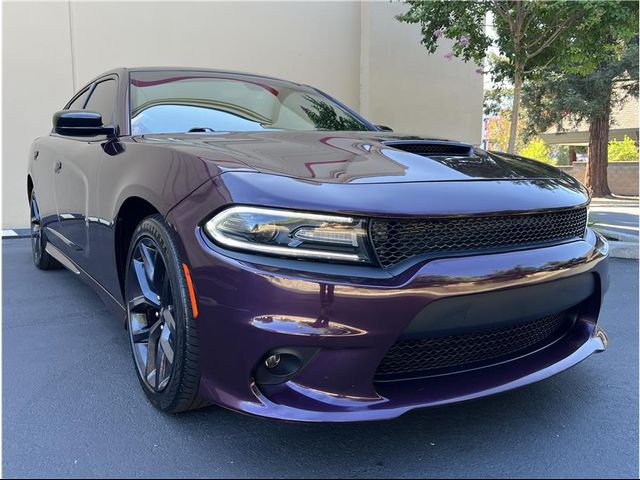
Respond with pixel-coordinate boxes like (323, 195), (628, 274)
(523, 38), (639, 196)
(485, 109), (553, 163)
(397, 1), (588, 154)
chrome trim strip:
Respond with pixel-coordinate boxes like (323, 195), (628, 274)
(45, 243), (80, 274)
(45, 226), (80, 250)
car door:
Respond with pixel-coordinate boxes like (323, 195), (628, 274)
(52, 77), (118, 269)
(32, 87), (92, 238)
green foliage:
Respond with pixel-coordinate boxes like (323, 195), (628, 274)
(484, 86), (513, 116)
(396, 1), (624, 84)
(519, 137), (554, 164)
(521, 0), (638, 135)
(609, 135), (639, 162)
(523, 40), (639, 136)
(560, 1), (640, 75)
(396, 1), (491, 65)
(399, 1), (639, 154)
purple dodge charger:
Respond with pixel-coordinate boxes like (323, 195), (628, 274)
(28, 68), (609, 422)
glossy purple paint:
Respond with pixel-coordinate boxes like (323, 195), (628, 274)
(167, 177), (608, 421)
(28, 68), (609, 422)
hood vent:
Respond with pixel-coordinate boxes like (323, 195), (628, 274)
(384, 141), (474, 157)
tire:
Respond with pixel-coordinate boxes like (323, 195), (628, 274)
(124, 214), (210, 413)
(30, 191), (62, 270)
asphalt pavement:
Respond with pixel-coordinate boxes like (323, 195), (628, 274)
(3, 238), (639, 478)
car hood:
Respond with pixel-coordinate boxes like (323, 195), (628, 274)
(133, 131), (579, 186)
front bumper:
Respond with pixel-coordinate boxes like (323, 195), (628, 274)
(171, 203), (609, 421)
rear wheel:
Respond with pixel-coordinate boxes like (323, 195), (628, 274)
(30, 191), (62, 270)
(125, 214), (210, 413)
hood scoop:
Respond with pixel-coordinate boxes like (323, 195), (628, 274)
(383, 141), (474, 157)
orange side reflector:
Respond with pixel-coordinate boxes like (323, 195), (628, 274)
(182, 263), (199, 319)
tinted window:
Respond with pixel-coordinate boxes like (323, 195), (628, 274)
(84, 79), (117, 125)
(129, 72), (369, 134)
(66, 87), (90, 110)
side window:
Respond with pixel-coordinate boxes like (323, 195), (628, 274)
(65, 87), (90, 110)
(84, 79), (117, 125)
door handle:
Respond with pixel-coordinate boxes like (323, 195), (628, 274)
(54, 160), (62, 174)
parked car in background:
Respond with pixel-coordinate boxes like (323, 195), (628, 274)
(27, 68), (609, 421)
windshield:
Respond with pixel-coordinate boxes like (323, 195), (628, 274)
(129, 71), (371, 135)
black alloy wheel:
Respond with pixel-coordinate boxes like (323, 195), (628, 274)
(127, 236), (176, 392)
(125, 214), (209, 412)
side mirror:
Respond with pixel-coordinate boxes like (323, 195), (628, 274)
(53, 110), (116, 137)
(376, 125), (393, 132)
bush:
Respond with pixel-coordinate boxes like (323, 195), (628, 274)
(609, 135), (639, 162)
(519, 137), (555, 164)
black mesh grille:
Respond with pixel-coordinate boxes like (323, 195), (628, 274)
(376, 312), (572, 379)
(386, 142), (473, 156)
(370, 208), (588, 268)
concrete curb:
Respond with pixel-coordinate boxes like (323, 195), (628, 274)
(590, 195), (639, 207)
(608, 241), (639, 260)
(594, 227), (639, 243)
(591, 204), (639, 209)
(593, 226), (639, 259)
(2, 228), (30, 239)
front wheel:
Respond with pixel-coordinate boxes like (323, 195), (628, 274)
(125, 214), (210, 413)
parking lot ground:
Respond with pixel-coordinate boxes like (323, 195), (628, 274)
(2, 237), (639, 479)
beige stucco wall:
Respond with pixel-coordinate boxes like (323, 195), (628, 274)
(2, 1), (483, 228)
(362, 2), (484, 138)
(3, 1), (75, 228)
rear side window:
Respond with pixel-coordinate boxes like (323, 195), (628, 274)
(65, 88), (90, 110)
(84, 79), (117, 125)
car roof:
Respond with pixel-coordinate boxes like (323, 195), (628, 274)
(87, 67), (304, 87)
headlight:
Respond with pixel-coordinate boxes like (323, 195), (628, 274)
(203, 206), (372, 263)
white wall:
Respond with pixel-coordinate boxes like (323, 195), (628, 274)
(69, 1), (362, 107)
(363, 2), (484, 139)
(2, 1), (482, 228)
(3, 1), (75, 228)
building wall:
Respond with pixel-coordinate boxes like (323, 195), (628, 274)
(2, 1), (483, 228)
(557, 162), (639, 196)
(362, 2), (484, 139)
(3, 1), (75, 228)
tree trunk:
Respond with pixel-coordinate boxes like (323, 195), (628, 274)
(586, 113), (611, 197)
(568, 146), (576, 165)
(507, 69), (522, 154)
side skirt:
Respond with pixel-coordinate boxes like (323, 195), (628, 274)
(45, 242), (126, 318)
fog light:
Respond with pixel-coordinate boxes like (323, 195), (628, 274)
(264, 354), (281, 369)
(255, 347), (319, 385)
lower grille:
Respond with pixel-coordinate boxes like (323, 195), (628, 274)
(375, 311), (573, 379)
